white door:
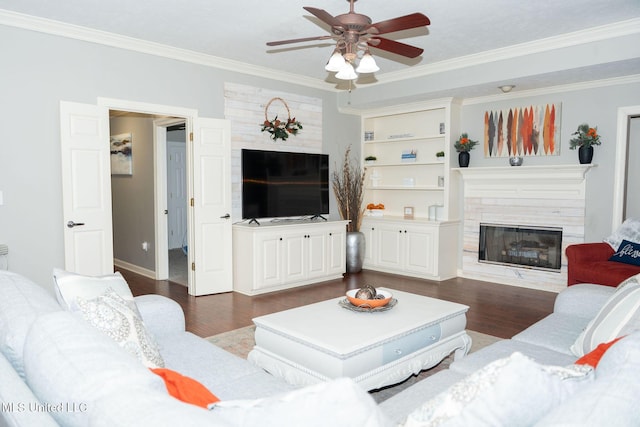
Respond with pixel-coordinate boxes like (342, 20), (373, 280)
(190, 118), (233, 295)
(167, 141), (187, 250)
(59, 101), (113, 275)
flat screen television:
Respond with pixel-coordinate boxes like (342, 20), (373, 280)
(241, 149), (329, 220)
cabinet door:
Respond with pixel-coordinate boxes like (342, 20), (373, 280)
(306, 232), (328, 279)
(327, 229), (346, 275)
(282, 233), (306, 283)
(255, 233), (283, 289)
(404, 226), (435, 275)
(362, 224), (377, 267)
(377, 225), (403, 269)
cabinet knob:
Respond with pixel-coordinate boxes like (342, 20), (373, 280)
(279, 237), (282, 241)
(329, 232), (332, 236)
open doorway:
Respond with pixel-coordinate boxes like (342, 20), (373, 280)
(109, 111), (188, 286)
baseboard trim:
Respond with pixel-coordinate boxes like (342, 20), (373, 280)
(113, 259), (156, 280)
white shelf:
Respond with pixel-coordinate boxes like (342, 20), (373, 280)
(365, 161), (446, 167)
(366, 185), (444, 191)
(364, 134), (445, 144)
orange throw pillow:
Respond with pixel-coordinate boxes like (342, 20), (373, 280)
(575, 336), (625, 368)
(151, 368), (220, 408)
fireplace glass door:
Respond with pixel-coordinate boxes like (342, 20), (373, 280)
(478, 224), (562, 271)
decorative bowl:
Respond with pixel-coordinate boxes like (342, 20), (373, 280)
(509, 156), (524, 166)
(346, 289), (393, 308)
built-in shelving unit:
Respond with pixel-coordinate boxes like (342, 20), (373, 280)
(357, 99), (462, 281)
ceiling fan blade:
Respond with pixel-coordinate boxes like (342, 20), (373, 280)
(368, 37), (424, 58)
(303, 6), (343, 29)
(367, 13), (430, 35)
(267, 35), (333, 46)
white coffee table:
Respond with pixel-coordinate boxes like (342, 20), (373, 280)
(248, 288), (471, 391)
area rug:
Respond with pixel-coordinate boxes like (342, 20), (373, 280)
(205, 326), (501, 403)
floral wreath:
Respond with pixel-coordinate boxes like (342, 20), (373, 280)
(260, 97), (303, 141)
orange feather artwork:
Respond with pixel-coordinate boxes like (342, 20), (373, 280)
(483, 103), (561, 158)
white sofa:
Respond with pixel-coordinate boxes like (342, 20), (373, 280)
(1, 269), (639, 426)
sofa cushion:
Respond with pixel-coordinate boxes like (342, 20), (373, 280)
(604, 217), (640, 251)
(571, 274), (640, 356)
(77, 288), (165, 368)
(609, 239), (640, 266)
(401, 352), (593, 427)
(209, 377), (390, 427)
(53, 268), (134, 311)
(512, 312), (591, 355)
(0, 271), (60, 379)
(23, 311), (167, 427)
(537, 332), (640, 426)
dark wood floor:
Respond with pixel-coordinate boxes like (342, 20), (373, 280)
(121, 268), (557, 339)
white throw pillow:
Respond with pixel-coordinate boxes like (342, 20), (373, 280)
(571, 273), (640, 357)
(53, 268), (134, 311)
(604, 217), (640, 250)
(77, 288), (165, 369)
(402, 352), (593, 427)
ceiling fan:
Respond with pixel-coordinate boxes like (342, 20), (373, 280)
(266, 0), (430, 80)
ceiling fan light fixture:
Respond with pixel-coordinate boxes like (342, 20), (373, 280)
(325, 51), (346, 72)
(335, 61), (358, 80)
(355, 52), (379, 73)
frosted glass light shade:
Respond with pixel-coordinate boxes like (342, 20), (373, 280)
(325, 52), (346, 72)
(335, 62), (358, 80)
(355, 53), (379, 73)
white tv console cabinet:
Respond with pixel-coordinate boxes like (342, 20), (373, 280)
(233, 220), (349, 295)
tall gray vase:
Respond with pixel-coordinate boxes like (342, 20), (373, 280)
(346, 231), (365, 273)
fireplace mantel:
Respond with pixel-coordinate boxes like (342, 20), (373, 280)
(454, 164), (596, 199)
(456, 164), (595, 293)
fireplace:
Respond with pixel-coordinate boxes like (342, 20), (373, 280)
(479, 224), (562, 272)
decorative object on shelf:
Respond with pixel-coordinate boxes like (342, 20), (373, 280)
(364, 155), (377, 164)
(509, 156), (524, 166)
(455, 133), (477, 168)
(439, 122), (445, 134)
(438, 175), (445, 187)
(569, 123), (602, 164)
(364, 131), (374, 141)
(401, 149), (417, 163)
(483, 103), (561, 158)
(333, 146), (366, 273)
(428, 204), (444, 221)
(266, 1), (430, 82)
(260, 97), (302, 141)
(404, 206), (414, 220)
(436, 151), (445, 159)
(366, 203), (385, 217)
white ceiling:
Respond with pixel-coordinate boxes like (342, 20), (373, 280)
(1, 0), (640, 95)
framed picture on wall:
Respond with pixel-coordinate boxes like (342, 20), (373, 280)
(110, 133), (133, 175)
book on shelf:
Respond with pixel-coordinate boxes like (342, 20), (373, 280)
(401, 149), (417, 163)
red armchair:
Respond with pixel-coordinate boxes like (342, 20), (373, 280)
(566, 242), (640, 287)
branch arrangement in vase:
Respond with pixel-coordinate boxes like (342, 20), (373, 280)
(332, 146), (365, 232)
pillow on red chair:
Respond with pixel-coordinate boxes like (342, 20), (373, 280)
(151, 368), (220, 408)
(609, 239), (640, 267)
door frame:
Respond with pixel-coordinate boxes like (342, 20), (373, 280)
(97, 98), (197, 285)
(612, 105), (640, 229)
(153, 117), (186, 281)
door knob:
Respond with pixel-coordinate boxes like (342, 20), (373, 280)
(66, 221), (85, 228)
(220, 213), (230, 219)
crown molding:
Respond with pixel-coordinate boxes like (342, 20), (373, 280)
(0, 9), (332, 91)
(369, 18), (640, 86)
(462, 74), (640, 105)
(1, 9), (638, 94)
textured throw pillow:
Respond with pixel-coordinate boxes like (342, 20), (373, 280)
(609, 239), (640, 266)
(604, 218), (640, 251)
(571, 274), (640, 357)
(77, 288), (165, 369)
(401, 352), (593, 427)
(151, 368), (220, 408)
(53, 268), (134, 311)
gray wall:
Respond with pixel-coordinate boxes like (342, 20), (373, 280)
(109, 116), (156, 272)
(0, 24), (357, 290)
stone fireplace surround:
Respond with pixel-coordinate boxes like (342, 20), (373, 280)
(456, 165), (595, 293)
